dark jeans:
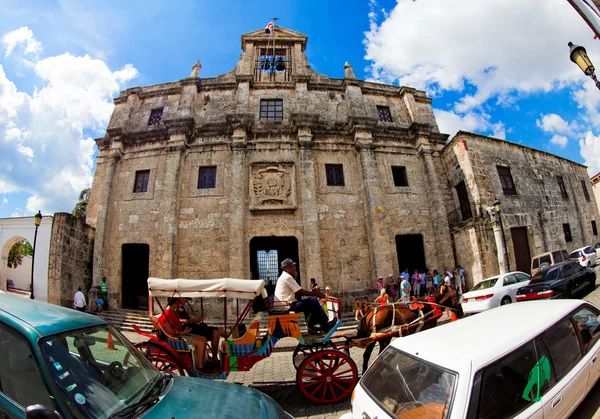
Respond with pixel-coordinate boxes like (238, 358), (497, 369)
(75, 307), (85, 312)
(292, 297), (329, 329)
(102, 292), (108, 310)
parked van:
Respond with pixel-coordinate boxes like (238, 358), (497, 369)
(530, 249), (569, 276)
(350, 300), (600, 419)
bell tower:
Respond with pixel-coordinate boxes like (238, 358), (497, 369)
(237, 24), (311, 83)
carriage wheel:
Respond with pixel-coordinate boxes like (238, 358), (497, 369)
(296, 349), (358, 404)
(135, 341), (185, 375)
(292, 342), (337, 370)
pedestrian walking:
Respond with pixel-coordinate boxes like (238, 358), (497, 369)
(433, 269), (441, 293)
(100, 277), (108, 310)
(400, 275), (411, 302)
(426, 271), (433, 295)
(73, 287), (86, 312)
(411, 270), (421, 297)
(309, 277), (321, 291)
(373, 276), (385, 294)
(443, 267), (453, 290)
(353, 298), (364, 321)
(386, 274), (398, 302)
(419, 271), (427, 297)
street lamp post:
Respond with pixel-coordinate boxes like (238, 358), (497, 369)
(30, 210), (42, 300)
(568, 42), (600, 91)
(493, 199), (511, 272)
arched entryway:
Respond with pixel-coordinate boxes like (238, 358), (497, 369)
(2, 237), (33, 291)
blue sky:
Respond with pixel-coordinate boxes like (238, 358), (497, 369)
(1, 0), (600, 218)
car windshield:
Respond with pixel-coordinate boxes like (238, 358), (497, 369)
(39, 325), (160, 419)
(530, 267), (560, 284)
(361, 347), (457, 418)
(570, 251), (582, 259)
(469, 277), (498, 291)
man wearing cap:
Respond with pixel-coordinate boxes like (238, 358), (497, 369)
(274, 258), (334, 334)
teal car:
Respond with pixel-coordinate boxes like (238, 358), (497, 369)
(0, 294), (292, 419)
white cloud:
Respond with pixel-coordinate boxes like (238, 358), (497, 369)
(365, 0), (592, 112)
(434, 109), (505, 139)
(2, 197), (7, 204)
(0, 28), (138, 216)
(536, 114), (574, 135)
(580, 131), (600, 175)
(2, 26), (42, 57)
(550, 134), (569, 148)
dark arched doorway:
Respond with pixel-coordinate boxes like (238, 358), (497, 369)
(249, 236), (300, 293)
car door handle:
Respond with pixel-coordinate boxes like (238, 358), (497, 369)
(552, 395), (563, 409)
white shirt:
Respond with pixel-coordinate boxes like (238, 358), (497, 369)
(274, 271), (301, 311)
(74, 291), (86, 308)
(444, 275), (452, 287)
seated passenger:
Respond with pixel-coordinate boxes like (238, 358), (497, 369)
(158, 297), (226, 371)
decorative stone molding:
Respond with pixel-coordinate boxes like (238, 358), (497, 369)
(249, 163), (296, 211)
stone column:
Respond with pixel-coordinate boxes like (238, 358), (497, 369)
(488, 207), (509, 274)
(419, 144), (453, 266)
(228, 127), (247, 279)
(161, 130), (188, 278)
(92, 141), (122, 289)
(356, 130), (393, 278)
(298, 127), (323, 285)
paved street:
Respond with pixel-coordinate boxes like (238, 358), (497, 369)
(121, 266), (600, 419)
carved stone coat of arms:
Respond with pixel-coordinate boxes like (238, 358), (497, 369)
(249, 164), (296, 210)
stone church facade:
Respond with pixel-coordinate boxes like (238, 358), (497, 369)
(86, 26), (599, 308)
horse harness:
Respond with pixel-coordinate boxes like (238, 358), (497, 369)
(370, 302), (427, 336)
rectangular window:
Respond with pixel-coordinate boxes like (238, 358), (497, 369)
(563, 223), (573, 242)
(197, 166), (217, 189)
(582, 180), (591, 201)
(497, 166), (517, 196)
(391, 166), (408, 187)
(259, 99), (283, 121)
(148, 108), (163, 125)
(325, 164), (345, 186)
(455, 180), (473, 221)
(133, 170), (150, 193)
(377, 106), (393, 122)
(592, 220), (598, 236)
(557, 176), (569, 199)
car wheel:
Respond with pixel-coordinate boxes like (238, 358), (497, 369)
(500, 296), (512, 305)
(539, 262), (550, 270)
(589, 278), (596, 291)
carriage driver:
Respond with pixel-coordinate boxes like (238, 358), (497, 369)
(158, 297), (226, 372)
(273, 258), (336, 335)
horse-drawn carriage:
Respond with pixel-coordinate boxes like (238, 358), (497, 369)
(132, 277), (462, 405)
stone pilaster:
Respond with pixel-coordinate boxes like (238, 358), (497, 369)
(161, 124), (190, 278)
(298, 128), (323, 286)
(92, 141), (122, 288)
(488, 207), (509, 274)
(228, 127), (247, 278)
(356, 130), (393, 278)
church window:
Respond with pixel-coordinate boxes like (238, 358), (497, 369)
(259, 49), (287, 72)
(260, 99), (283, 121)
(148, 108), (163, 125)
(391, 166), (408, 187)
(455, 180), (473, 221)
(198, 166), (217, 189)
(497, 166), (517, 196)
(563, 223), (573, 242)
(133, 170), (150, 193)
(557, 176), (569, 199)
(377, 106), (393, 122)
(581, 180), (590, 201)
(326, 164), (345, 187)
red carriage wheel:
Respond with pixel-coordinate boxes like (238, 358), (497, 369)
(296, 349), (358, 405)
(135, 341), (185, 375)
(292, 342), (337, 370)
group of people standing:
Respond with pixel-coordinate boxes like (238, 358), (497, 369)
(351, 266), (467, 320)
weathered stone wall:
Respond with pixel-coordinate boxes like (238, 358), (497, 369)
(47, 213), (95, 307)
(443, 132), (600, 282)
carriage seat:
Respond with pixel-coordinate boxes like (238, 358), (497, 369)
(221, 312), (263, 356)
(149, 315), (190, 353)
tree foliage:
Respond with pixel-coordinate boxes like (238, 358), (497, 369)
(72, 187), (90, 220)
(7, 239), (33, 269)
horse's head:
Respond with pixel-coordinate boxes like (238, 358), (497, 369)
(438, 290), (464, 319)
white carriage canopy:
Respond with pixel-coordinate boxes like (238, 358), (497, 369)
(147, 277), (267, 300)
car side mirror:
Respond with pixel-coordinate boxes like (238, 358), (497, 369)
(25, 405), (61, 419)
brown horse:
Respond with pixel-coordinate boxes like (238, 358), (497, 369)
(354, 290), (464, 374)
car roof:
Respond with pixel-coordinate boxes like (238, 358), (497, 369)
(391, 300), (586, 371)
(0, 294), (106, 338)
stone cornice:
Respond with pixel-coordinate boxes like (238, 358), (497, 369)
(289, 113), (320, 128)
(408, 122), (433, 139)
(164, 118), (195, 136)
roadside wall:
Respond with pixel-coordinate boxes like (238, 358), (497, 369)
(47, 213), (95, 307)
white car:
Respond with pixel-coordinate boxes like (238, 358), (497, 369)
(461, 271), (530, 314)
(570, 246), (597, 268)
(351, 300), (600, 419)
